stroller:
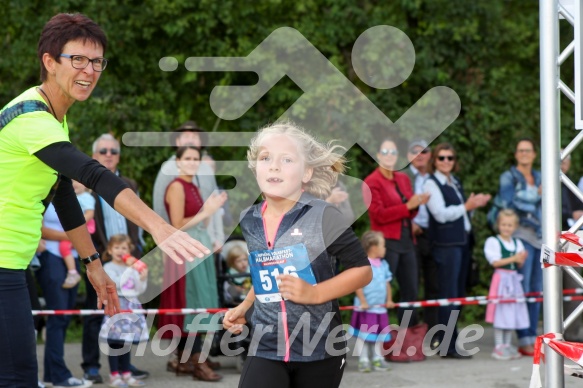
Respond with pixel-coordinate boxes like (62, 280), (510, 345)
(210, 237), (252, 371)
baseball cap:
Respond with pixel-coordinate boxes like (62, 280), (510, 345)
(170, 120), (208, 147)
(408, 139), (429, 152)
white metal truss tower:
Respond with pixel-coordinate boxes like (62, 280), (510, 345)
(541, 0), (583, 386)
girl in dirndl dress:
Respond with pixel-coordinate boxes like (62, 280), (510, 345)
(99, 234), (148, 387)
(484, 209), (529, 361)
(350, 231), (395, 372)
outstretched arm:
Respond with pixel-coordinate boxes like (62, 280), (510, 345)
(50, 176), (120, 315)
(35, 142), (212, 265)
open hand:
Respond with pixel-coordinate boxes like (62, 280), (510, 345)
(153, 223), (211, 265)
(326, 187), (349, 205)
(204, 191), (228, 215)
(406, 193), (429, 210)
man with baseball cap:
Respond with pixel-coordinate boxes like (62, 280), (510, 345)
(152, 121), (223, 250)
(152, 121), (225, 378)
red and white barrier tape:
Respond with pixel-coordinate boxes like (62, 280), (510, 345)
(31, 294), (583, 316)
(541, 232), (583, 267)
(530, 333), (583, 388)
(32, 308), (227, 316)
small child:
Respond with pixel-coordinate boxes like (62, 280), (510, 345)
(59, 180), (95, 288)
(224, 245), (251, 304)
(350, 231), (394, 373)
(484, 209), (529, 361)
(223, 122), (372, 388)
(99, 234), (147, 387)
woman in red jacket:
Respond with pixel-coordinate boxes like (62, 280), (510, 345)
(363, 138), (429, 326)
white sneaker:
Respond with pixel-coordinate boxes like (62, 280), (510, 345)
(53, 377), (92, 388)
(108, 375), (127, 388)
(508, 345), (522, 359)
(121, 373), (145, 387)
(358, 360), (371, 373)
(372, 358), (391, 371)
(491, 344), (512, 361)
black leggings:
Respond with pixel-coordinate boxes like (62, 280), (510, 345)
(238, 355), (346, 388)
(108, 342), (131, 374)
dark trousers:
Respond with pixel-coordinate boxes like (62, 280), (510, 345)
(82, 271), (102, 371)
(385, 243), (419, 327)
(35, 251), (79, 384)
(108, 343), (131, 374)
(564, 267), (583, 341)
(26, 267), (44, 332)
(416, 231), (439, 330)
(516, 241), (542, 345)
(239, 355), (345, 388)
(0, 268), (37, 388)
(433, 244), (470, 355)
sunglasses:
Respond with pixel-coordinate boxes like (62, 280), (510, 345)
(437, 155), (455, 162)
(98, 148), (119, 155)
(409, 148), (430, 155)
(379, 148), (399, 156)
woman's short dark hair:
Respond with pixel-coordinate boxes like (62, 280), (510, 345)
(515, 137), (537, 152)
(427, 142), (459, 174)
(176, 145), (201, 159)
(38, 13), (107, 81)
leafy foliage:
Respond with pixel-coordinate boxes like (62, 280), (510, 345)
(1, 1), (572, 321)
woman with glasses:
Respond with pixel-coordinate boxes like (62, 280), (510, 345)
(495, 138), (542, 356)
(423, 143), (490, 359)
(363, 138), (429, 328)
(0, 13), (210, 388)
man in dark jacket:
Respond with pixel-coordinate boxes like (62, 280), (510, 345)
(81, 133), (149, 383)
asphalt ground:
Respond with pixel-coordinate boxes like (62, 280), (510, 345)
(37, 325), (582, 388)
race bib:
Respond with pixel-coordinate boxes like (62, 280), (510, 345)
(249, 243), (317, 303)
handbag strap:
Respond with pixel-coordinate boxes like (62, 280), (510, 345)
(393, 179), (411, 228)
(393, 180), (408, 203)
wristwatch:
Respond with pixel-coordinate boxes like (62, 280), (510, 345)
(81, 252), (101, 265)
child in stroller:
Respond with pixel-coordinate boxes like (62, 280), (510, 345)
(213, 238), (252, 372)
(223, 245), (252, 305)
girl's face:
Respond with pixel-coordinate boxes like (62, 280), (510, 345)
(498, 215), (517, 238)
(434, 149), (456, 175)
(232, 255), (248, 273)
(377, 140), (399, 171)
(108, 242), (130, 263)
(177, 148), (201, 176)
(255, 134), (313, 201)
(368, 239), (386, 258)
